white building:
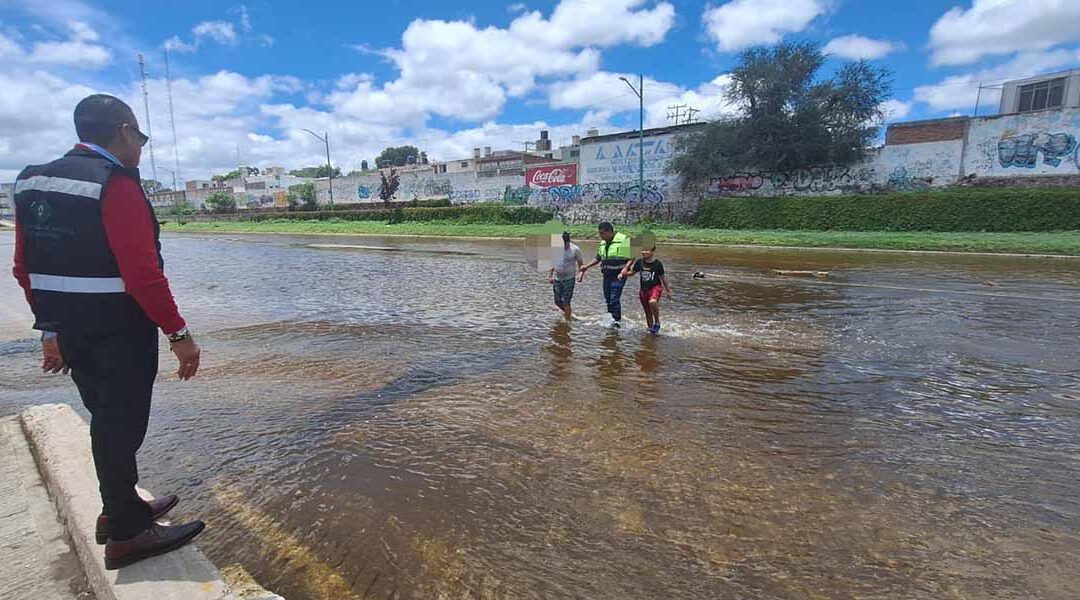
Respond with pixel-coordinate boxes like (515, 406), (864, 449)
(998, 69), (1080, 115)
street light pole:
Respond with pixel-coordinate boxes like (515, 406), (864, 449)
(302, 128), (334, 206)
(620, 74), (645, 202)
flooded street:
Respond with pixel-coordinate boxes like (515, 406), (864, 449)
(3, 230), (1080, 599)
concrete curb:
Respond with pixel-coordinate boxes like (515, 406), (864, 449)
(20, 404), (282, 600)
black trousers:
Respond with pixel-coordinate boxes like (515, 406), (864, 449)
(59, 322), (158, 541)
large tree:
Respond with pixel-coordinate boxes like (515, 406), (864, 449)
(669, 41), (891, 187)
(288, 182), (318, 211)
(375, 146), (419, 169)
(141, 179), (169, 194)
(289, 165), (341, 178)
(204, 191), (237, 213)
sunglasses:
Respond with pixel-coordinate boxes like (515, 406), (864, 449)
(122, 122), (149, 147)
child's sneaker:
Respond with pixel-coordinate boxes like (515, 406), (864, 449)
(649, 324), (660, 335)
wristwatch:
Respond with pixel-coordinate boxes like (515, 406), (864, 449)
(168, 327), (193, 344)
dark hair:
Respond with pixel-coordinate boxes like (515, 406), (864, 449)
(597, 222), (614, 232)
(73, 94), (135, 146)
(561, 231), (571, 243)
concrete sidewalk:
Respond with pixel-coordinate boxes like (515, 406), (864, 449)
(0, 416), (93, 599)
(6, 404), (282, 600)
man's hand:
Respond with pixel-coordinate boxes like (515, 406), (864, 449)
(548, 275), (555, 284)
(665, 290), (675, 301)
(41, 337), (68, 374)
(170, 338), (201, 381)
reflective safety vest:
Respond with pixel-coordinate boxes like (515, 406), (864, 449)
(598, 231), (632, 278)
(14, 147), (161, 333)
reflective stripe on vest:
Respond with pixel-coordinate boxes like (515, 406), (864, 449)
(29, 273), (125, 294)
(14, 175), (103, 200)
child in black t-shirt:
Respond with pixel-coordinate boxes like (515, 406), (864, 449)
(620, 245), (673, 334)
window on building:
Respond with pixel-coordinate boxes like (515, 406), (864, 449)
(460, 161), (469, 168)
(1017, 78), (1066, 112)
(570, 150), (580, 158)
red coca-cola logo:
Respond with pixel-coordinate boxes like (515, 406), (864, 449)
(527, 165), (577, 188)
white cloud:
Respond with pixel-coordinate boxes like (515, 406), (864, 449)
(0, 22), (112, 68)
(703, 0), (829, 52)
(928, 0), (1080, 67)
(549, 72), (737, 127)
(509, 0), (675, 49)
(914, 47), (1080, 112)
(164, 35), (195, 53)
(0, 0), (694, 184)
(335, 0), (675, 127)
(879, 99), (913, 121)
(823, 35), (904, 60)
(66, 20), (99, 42)
(28, 39), (112, 67)
(192, 21), (237, 46)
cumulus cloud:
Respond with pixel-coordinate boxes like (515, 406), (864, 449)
(0, 22), (112, 69)
(914, 47), (1080, 112)
(335, 0), (674, 125)
(549, 72), (738, 127)
(0, 0), (692, 183)
(823, 35), (904, 60)
(703, 0), (829, 52)
(928, 0), (1080, 67)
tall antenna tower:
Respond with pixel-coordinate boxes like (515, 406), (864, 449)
(164, 48), (181, 190)
(137, 53), (158, 183)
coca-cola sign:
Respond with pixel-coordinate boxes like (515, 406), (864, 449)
(527, 164), (578, 189)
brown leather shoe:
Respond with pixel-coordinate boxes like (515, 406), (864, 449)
(95, 495), (180, 544)
(104, 521), (206, 570)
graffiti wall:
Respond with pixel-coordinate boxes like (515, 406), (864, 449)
(575, 132), (697, 207)
(316, 171), (525, 205)
(708, 140), (964, 197)
(964, 108), (1080, 177)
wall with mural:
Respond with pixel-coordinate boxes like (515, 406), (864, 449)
(316, 171), (526, 205)
(964, 108), (1080, 177)
(571, 132), (696, 207)
(708, 140), (964, 197)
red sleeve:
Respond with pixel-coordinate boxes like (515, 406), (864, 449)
(101, 176), (187, 334)
(12, 214), (34, 307)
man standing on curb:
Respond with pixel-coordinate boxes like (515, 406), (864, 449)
(12, 94), (205, 570)
(578, 222), (633, 328)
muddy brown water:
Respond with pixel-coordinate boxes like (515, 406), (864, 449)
(3, 231), (1080, 599)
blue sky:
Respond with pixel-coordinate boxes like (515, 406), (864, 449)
(1, 0), (1078, 183)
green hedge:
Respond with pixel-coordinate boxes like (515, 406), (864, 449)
(696, 188), (1080, 232)
(245, 203), (552, 225)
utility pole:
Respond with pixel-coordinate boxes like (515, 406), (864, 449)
(620, 74), (644, 202)
(137, 53), (158, 183)
(302, 129), (334, 206)
(164, 47), (182, 189)
(685, 107), (700, 124)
